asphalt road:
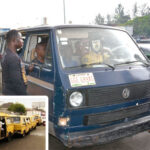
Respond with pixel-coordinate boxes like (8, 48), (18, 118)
(0, 126), (45, 150)
(49, 131), (150, 150)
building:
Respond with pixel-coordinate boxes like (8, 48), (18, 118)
(26, 108), (46, 123)
(32, 101), (45, 110)
(0, 102), (13, 114)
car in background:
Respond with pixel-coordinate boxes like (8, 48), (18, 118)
(138, 43), (150, 60)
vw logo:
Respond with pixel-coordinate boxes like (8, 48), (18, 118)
(122, 88), (130, 99)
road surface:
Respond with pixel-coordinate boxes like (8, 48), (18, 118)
(0, 126), (45, 150)
(49, 131), (150, 150)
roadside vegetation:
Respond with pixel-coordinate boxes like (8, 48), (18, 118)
(94, 3), (150, 37)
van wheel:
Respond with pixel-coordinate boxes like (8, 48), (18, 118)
(7, 133), (12, 142)
(27, 130), (30, 135)
(22, 131), (26, 137)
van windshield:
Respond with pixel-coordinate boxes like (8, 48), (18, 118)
(56, 28), (147, 69)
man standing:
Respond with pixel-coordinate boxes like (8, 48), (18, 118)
(1, 30), (27, 95)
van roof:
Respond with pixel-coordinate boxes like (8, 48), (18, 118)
(0, 112), (9, 116)
(18, 24), (123, 32)
(0, 24), (125, 35)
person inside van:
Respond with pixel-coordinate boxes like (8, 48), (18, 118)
(0, 118), (6, 136)
(60, 44), (79, 68)
(81, 40), (103, 65)
(81, 39), (111, 65)
(28, 43), (46, 72)
(32, 43), (46, 64)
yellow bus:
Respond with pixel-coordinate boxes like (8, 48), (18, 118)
(11, 115), (30, 137)
(34, 115), (42, 126)
(29, 116), (37, 130)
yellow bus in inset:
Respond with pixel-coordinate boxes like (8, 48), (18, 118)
(29, 116), (37, 130)
(33, 115), (42, 126)
(25, 116), (32, 131)
(11, 115), (30, 137)
(0, 113), (14, 141)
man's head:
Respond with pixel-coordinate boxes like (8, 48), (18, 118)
(6, 30), (23, 50)
(35, 43), (46, 59)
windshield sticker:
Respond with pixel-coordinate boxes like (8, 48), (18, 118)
(69, 73), (96, 87)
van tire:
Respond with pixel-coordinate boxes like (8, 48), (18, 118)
(7, 133), (12, 142)
(22, 131), (26, 137)
(27, 130), (30, 135)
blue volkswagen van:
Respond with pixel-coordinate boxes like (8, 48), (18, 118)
(1, 25), (150, 147)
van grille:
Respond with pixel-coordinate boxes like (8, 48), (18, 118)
(83, 102), (150, 125)
(86, 80), (150, 107)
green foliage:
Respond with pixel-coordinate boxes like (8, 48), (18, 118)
(140, 3), (150, 16)
(124, 15), (150, 36)
(94, 3), (150, 36)
(8, 103), (26, 114)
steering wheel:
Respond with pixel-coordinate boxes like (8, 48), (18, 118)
(111, 45), (127, 52)
(101, 48), (113, 62)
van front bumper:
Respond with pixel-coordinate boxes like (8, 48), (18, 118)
(60, 116), (150, 148)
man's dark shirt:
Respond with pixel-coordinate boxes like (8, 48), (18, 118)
(1, 48), (27, 95)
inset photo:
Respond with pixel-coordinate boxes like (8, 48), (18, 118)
(0, 96), (48, 150)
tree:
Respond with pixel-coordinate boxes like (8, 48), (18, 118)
(133, 3), (138, 18)
(114, 4), (131, 24)
(140, 3), (150, 16)
(95, 13), (105, 25)
(107, 14), (112, 24)
(124, 15), (150, 37)
(8, 103), (26, 114)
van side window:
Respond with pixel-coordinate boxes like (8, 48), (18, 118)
(1, 39), (6, 55)
(0, 37), (3, 52)
(24, 33), (51, 67)
(0, 36), (6, 55)
(17, 33), (27, 55)
(22, 118), (26, 125)
(6, 118), (12, 124)
(45, 39), (52, 67)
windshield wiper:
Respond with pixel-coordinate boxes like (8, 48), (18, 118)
(80, 62), (115, 70)
(115, 60), (150, 67)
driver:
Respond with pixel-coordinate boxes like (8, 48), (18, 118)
(28, 43), (46, 73)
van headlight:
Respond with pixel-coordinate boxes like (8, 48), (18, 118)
(69, 92), (83, 107)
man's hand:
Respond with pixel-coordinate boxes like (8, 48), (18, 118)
(29, 63), (34, 72)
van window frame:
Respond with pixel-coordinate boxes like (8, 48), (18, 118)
(23, 30), (52, 70)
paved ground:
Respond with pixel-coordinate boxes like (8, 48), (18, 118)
(49, 131), (150, 150)
(0, 126), (45, 150)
